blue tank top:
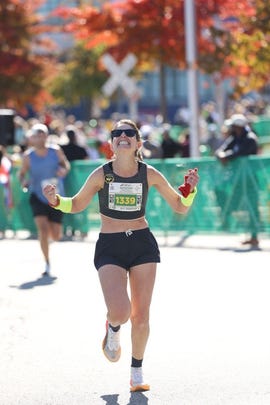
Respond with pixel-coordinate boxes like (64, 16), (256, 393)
(28, 146), (65, 203)
(98, 161), (148, 220)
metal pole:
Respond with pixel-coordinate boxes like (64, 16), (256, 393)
(184, 0), (200, 157)
(129, 98), (138, 122)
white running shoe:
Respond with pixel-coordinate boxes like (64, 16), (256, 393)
(42, 263), (50, 277)
(130, 366), (150, 392)
(102, 321), (121, 362)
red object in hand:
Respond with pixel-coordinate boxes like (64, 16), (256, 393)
(178, 168), (198, 197)
(178, 175), (191, 197)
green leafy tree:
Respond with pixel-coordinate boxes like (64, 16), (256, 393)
(50, 43), (107, 116)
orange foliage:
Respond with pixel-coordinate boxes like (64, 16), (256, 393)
(55, 0), (270, 96)
(0, 0), (59, 110)
(55, 0), (255, 71)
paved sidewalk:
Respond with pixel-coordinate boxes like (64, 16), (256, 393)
(0, 232), (270, 404)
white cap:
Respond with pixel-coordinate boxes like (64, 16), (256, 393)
(227, 114), (248, 127)
(31, 123), (49, 135)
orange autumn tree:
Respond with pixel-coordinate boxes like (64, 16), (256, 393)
(0, 0), (57, 111)
(56, 0), (257, 118)
(224, 0), (270, 97)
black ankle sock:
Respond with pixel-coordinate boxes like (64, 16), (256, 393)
(109, 323), (120, 332)
(131, 357), (143, 368)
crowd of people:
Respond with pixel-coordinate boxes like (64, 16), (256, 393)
(4, 96), (269, 166)
(11, 112), (192, 163)
(0, 97), (268, 246)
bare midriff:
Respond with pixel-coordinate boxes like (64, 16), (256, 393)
(100, 214), (149, 233)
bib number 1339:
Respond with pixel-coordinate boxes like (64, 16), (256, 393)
(109, 182), (142, 211)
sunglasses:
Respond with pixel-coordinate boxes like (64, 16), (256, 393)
(111, 129), (137, 138)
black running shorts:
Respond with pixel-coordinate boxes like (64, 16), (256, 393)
(94, 228), (160, 271)
(29, 193), (63, 223)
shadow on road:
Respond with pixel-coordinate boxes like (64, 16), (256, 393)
(101, 392), (148, 404)
(169, 235), (268, 252)
(101, 395), (119, 405)
(128, 392), (149, 404)
(10, 275), (57, 290)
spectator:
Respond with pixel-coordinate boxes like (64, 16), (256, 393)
(98, 139), (114, 160)
(215, 114), (259, 247)
(205, 124), (223, 155)
(140, 125), (162, 159)
(61, 125), (89, 239)
(161, 127), (181, 158)
(61, 125), (89, 162)
(14, 116), (28, 151)
(178, 132), (190, 158)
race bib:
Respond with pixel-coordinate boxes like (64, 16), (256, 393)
(108, 182), (142, 211)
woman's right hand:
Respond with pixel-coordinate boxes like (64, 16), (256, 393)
(43, 184), (58, 206)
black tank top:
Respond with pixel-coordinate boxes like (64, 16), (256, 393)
(98, 161), (148, 220)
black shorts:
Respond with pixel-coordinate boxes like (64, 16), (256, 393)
(29, 193), (63, 223)
(94, 228), (160, 271)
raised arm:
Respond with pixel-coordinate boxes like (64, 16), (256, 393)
(43, 166), (104, 213)
(18, 153), (30, 189)
(147, 166), (199, 214)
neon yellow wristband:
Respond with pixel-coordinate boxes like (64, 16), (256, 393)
(181, 187), (197, 207)
(50, 194), (72, 213)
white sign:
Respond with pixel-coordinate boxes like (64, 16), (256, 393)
(101, 53), (139, 98)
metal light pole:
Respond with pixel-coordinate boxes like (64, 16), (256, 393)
(184, 0), (200, 157)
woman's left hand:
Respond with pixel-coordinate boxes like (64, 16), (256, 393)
(186, 168), (199, 192)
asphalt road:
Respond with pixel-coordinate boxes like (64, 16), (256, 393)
(1, 232), (270, 405)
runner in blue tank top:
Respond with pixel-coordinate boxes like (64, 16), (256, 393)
(18, 123), (70, 276)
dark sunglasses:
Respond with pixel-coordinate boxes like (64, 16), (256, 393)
(111, 129), (137, 138)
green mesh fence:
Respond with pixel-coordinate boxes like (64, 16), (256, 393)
(251, 117), (270, 153)
(0, 186), (10, 231)
(4, 156), (270, 236)
(251, 117), (270, 137)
